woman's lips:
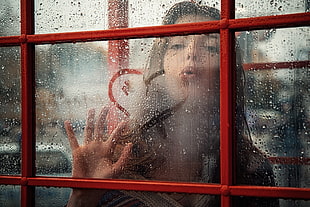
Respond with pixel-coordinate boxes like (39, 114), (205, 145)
(180, 69), (197, 79)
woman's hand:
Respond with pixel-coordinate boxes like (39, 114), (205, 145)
(64, 107), (132, 179)
(65, 107), (133, 207)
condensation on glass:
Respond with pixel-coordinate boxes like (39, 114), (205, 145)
(0, 0), (20, 36)
(34, 34), (221, 183)
(0, 185), (20, 206)
(235, 0), (308, 18)
(33, 0), (310, 34)
(34, 0), (221, 34)
(35, 187), (70, 207)
(236, 27), (309, 188)
(35, 42), (110, 176)
(0, 47), (21, 175)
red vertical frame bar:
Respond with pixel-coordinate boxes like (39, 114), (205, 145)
(220, 0), (235, 206)
(20, 0), (35, 206)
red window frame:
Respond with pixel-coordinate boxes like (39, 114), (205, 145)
(0, 0), (310, 206)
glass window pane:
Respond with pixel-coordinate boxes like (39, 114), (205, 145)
(0, 185), (20, 206)
(35, 187), (70, 207)
(35, 0), (220, 34)
(35, 33), (221, 182)
(236, 0), (307, 18)
(0, 47), (21, 175)
(35, 42), (109, 176)
(0, 0), (20, 36)
(236, 27), (309, 187)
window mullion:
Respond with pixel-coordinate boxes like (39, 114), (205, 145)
(20, 0), (35, 206)
(220, 0), (235, 207)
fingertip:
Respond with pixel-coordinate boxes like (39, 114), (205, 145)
(88, 107), (96, 112)
(113, 144), (132, 174)
(101, 105), (109, 112)
(64, 120), (72, 129)
(87, 108), (96, 117)
(64, 120), (70, 125)
(123, 143), (133, 157)
(64, 120), (79, 150)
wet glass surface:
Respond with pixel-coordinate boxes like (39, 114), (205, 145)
(0, 0), (20, 36)
(35, 42), (109, 176)
(34, 33), (221, 183)
(35, 186), (71, 207)
(235, 0), (307, 18)
(0, 46), (21, 175)
(236, 27), (309, 187)
(34, 0), (221, 33)
(0, 185), (20, 206)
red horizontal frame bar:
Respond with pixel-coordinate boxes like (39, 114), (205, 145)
(243, 60), (310, 70)
(230, 185), (310, 199)
(29, 177), (221, 195)
(0, 12), (309, 46)
(1, 176), (310, 200)
(0, 176), (21, 185)
(27, 21), (220, 44)
(0, 36), (20, 46)
(269, 157), (310, 165)
(229, 12), (310, 30)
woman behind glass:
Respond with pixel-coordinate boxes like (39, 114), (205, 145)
(65, 1), (278, 206)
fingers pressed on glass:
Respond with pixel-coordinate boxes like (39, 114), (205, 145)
(84, 108), (96, 144)
(94, 106), (109, 141)
(112, 143), (133, 176)
(106, 121), (127, 153)
(64, 120), (79, 151)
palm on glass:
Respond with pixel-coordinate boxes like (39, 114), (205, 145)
(64, 107), (132, 179)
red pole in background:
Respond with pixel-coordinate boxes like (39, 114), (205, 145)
(107, 0), (129, 132)
(108, 0), (129, 71)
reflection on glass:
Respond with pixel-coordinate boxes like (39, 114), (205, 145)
(236, 27), (309, 188)
(0, 47), (21, 175)
(235, 0), (307, 18)
(34, 0), (221, 34)
(35, 187), (70, 207)
(0, 0), (20, 36)
(0, 185), (20, 206)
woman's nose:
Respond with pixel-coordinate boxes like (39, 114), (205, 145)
(186, 43), (198, 60)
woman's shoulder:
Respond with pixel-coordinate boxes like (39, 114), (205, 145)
(98, 190), (147, 207)
(237, 134), (275, 186)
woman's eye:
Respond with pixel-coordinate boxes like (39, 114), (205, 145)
(169, 44), (184, 50)
(204, 46), (218, 53)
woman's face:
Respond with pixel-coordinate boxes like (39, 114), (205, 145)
(163, 15), (219, 101)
